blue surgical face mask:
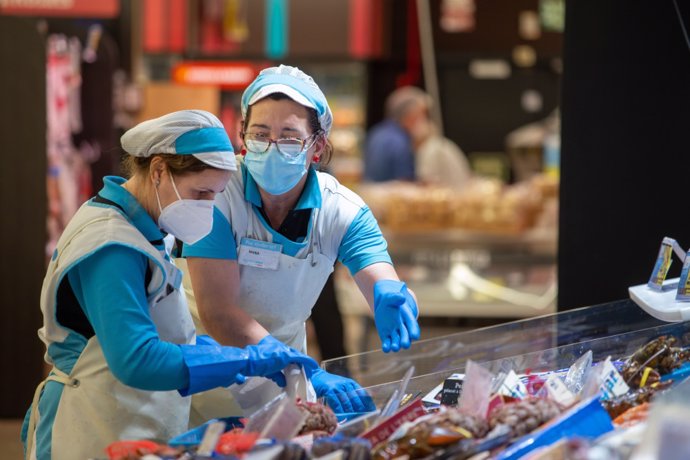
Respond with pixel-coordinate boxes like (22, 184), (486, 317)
(244, 145), (307, 195)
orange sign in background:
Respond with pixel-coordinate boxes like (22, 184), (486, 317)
(172, 61), (260, 90)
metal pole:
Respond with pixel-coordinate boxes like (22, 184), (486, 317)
(416, 0), (444, 135)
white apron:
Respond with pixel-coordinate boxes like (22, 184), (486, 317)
(187, 202), (336, 423)
(26, 204), (195, 460)
(238, 204), (334, 352)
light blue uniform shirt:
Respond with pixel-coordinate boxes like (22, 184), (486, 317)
(183, 166), (392, 273)
(59, 176), (189, 390)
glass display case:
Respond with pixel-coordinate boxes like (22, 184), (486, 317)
(382, 227), (557, 318)
(335, 227), (558, 335)
(323, 299), (673, 407)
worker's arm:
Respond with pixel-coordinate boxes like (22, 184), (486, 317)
(339, 207), (420, 352)
(354, 262), (420, 352)
(185, 256), (268, 347)
(182, 206), (269, 347)
(69, 245), (189, 390)
(352, 261), (400, 309)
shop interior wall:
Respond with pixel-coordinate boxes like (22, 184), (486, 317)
(0, 10), (130, 418)
(0, 16), (47, 418)
(559, 0), (690, 309)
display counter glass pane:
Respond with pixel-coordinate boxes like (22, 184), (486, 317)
(323, 299), (664, 389)
(332, 302), (684, 408)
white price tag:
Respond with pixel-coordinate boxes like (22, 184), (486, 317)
(197, 420), (226, 456)
(544, 374), (576, 406)
(599, 358), (629, 400)
(496, 370), (528, 399)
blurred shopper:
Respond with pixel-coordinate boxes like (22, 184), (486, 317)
(364, 86), (432, 182)
(181, 65), (421, 417)
(415, 119), (473, 190)
(364, 86), (471, 189)
(21, 110), (317, 460)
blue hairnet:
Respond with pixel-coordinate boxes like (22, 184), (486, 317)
(241, 65), (333, 135)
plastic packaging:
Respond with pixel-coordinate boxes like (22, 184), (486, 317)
(543, 374), (576, 407)
(243, 393), (308, 441)
(228, 376), (284, 418)
(563, 350), (593, 396)
(457, 360), (494, 418)
(334, 409), (382, 437)
(284, 364), (317, 402)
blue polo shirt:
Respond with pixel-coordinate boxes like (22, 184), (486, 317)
(364, 119), (416, 182)
(183, 165), (392, 274)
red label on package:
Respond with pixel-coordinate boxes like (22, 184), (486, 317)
(360, 399), (426, 447)
(486, 393), (519, 417)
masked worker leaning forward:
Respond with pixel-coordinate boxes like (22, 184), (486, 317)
(21, 110), (318, 460)
(181, 65), (422, 420)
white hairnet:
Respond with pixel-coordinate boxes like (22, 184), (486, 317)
(121, 110), (236, 171)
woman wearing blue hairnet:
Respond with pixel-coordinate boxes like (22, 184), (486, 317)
(182, 66), (421, 415)
(21, 110), (318, 460)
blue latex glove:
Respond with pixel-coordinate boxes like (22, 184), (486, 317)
(311, 368), (375, 414)
(373, 280), (421, 353)
(178, 335), (318, 396)
(195, 334), (220, 347)
(242, 335), (319, 387)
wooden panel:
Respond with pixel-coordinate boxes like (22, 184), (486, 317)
(289, 0), (350, 57)
(137, 82), (220, 122)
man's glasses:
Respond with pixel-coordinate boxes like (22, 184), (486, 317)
(241, 132), (319, 158)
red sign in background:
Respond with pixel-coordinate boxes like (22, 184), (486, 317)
(0, 0), (119, 18)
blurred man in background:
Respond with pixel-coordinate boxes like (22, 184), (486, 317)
(364, 86), (431, 182)
(364, 86), (471, 189)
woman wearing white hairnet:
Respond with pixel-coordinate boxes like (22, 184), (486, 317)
(21, 110), (317, 460)
(182, 66), (421, 415)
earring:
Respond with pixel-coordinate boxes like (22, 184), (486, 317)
(240, 147), (247, 156)
(312, 155), (321, 163)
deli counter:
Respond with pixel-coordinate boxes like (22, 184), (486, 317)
(107, 299), (690, 459)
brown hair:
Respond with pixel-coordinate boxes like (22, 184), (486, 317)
(244, 92), (333, 165)
(122, 154), (213, 178)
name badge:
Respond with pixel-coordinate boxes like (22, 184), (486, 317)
(238, 237), (282, 270)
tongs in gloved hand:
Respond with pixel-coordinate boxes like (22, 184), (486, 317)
(284, 364), (317, 402)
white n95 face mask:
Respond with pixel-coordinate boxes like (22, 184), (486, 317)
(155, 173), (214, 245)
